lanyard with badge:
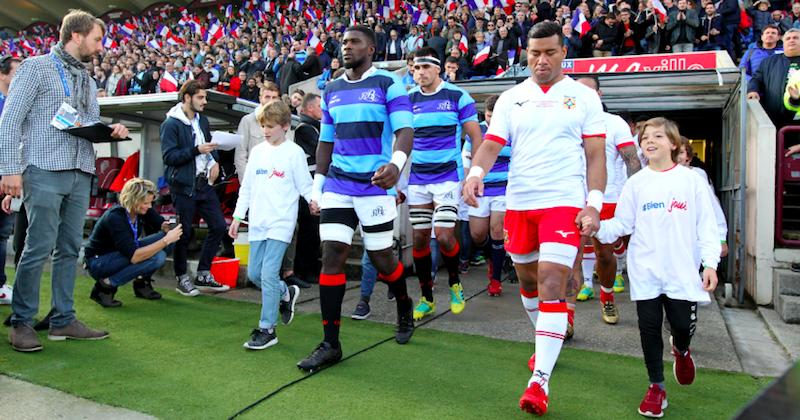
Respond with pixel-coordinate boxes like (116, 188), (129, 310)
(50, 55), (81, 130)
(126, 210), (140, 248)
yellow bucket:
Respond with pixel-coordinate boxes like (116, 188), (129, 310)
(233, 232), (249, 266)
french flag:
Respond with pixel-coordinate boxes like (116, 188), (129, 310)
(156, 24), (171, 38)
(413, 11), (432, 26)
(230, 22), (242, 39)
(385, 0), (400, 11)
(459, 36), (469, 54)
(147, 39), (161, 49)
(473, 45), (490, 65)
(120, 22), (137, 37)
(466, 0), (485, 10)
(507, 49), (516, 66)
(20, 39), (36, 54)
(307, 31), (324, 55)
(102, 37), (118, 49)
(571, 11), (591, 37)
(159, 71), (179, 92)
(325, 17), (335, 31)
(189, 17), (203, 35)
(225, 4), (233, 19)
(496, 65), (505, 76)
(446, 0), (458, 11)
(166, 34), (186, 45)
(652, 0), (668, 22)
(304, 8), (318, 21)
(262, 0), (276, 13)
(207, 23), (224, 45)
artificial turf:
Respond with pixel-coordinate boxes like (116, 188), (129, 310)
(0, 270), (770, 419)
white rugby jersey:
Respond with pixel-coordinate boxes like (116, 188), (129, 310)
(603, 112), (635, 203)
(596, 164), (721, 303)
(485, 77), (606, 211)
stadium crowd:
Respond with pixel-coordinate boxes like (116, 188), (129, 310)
(1, 0), (798, 100)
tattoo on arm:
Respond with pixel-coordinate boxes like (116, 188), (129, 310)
(620, 147), (642, 177)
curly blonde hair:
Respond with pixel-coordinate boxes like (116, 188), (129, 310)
(118, 178), (157, 213)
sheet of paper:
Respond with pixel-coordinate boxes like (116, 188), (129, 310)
(211, 131), (243, 151)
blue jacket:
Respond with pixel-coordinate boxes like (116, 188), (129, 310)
(740, 44), (783, 83)
(160, 103), (217, 197)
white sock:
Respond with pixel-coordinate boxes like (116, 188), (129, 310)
(282, 287), (290, 302)
(529, 300), (568, 395)
(582, 252), (596, 287)
(520, 289), (539, 328)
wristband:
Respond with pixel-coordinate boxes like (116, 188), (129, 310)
(721, 240), (727, 245)
(702, 264), (716, 271)
(586, 189), (604, 213)
(466, 165), (485, 180)
(233, 216), (242, 222)
(389, 151), (408, 171)
(311, 173), (326, 203)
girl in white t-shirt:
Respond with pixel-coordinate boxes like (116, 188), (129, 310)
(588, 118), (720, 419)
(228, 101), (312, 351)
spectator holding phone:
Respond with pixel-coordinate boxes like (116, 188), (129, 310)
(83, 178), (182, 307)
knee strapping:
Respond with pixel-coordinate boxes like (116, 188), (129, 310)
(410, 208), (433, 230)
(433, 205), (458, 228)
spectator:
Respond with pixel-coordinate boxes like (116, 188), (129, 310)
(443, 56), (463, 82)
(0, 10), (129, 352)
(240, 77), (260, 102)
(428, 25), (449, 65)
(667, 0), (700, 53)
(263, 48), (280, 83)
(289, 89), (305, 115)
(402, 53), (416, 88)
(374, 24), (388, 61)
(115, 68), (133, 96)
(404, 25), (425, 54)
(130, 62), (147, 94)
(217, 66), (241, 97)
(589, 12), (620, 57)
(741, 25), (783, 83)
(160, 80), (230, 297)
(106, 64), (123, 97)
(83, 178), (181, 307)
(204, 58), (220, 88)
(244, 51), (267, 79)
(235, 81), (281, 177)
(492, 25), (519, 68)
(93, 66), (107, 90)
(277, 48), (300, 95)
(485, 20), (497, 45)
(317, 57), (342, 90)
(768, 10), (792, 34)
(192, 64), (210, 89)
(0, 56), (20, 307)
(748, 0), (773, 41)
(698, 3), (724, 51)
(790, 3), (800, 28)
(563, 22), (583, 58)
(716, 0), (741, 59)
(298, 46), (322, 82)
(292, 93), (323, 283)
(618, 9), (639, 55)
(386, 29), (404, 60)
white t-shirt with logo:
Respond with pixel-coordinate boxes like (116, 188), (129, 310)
(596, 165), (721, 303)
(485, 77), (606, 211)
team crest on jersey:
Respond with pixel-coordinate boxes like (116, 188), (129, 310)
(360, 89), (379, 103)
(563, 96), (576, 110)
(437, 101), (454, 111)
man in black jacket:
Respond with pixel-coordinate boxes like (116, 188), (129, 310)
(160, 80), (230, 297)
(298, 46), (322, 82)
(748, 29), (800, 127)
(292, 93), (323, 283)
(716, 0), (741, 59)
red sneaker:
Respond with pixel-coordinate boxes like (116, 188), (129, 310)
(528, 353), (536, 372)
(638, 384), (668, 418)
(488, 279), (502, 296)
(519, 382), (548, 416)
(672, 347), (696, 385)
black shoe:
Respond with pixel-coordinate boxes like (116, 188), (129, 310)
(792, 262), (800, 273)
(351, 299), (371, 320)
(243, 328), (278, 350)
(279, 285), (300, 325)
(90, 283), (122, 308)
(194, 271), (230, 292)
(297, 342), (342, 372)
(33, 309), (54, 331)
(387, 288), (395, 301)
(284, 274), (311, 289)
(133, 277), (161, 300)
(395, 301), (414, 344)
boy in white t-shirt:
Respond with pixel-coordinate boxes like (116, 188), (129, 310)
(228, 101), (313, 350)
(589, 118), (720, 419)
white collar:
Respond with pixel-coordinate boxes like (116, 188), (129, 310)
(343, 66), (377, 83)
(419, 79), (445, 96)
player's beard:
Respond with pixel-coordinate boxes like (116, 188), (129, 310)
(344, 56), (366, 69)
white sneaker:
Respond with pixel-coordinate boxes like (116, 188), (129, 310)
(0, 284), (12, 305)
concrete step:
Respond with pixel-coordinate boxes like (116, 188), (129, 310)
(777, 294), (800, 324)
(776, 269), (800, 297)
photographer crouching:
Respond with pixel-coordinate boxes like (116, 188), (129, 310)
(83, 178), (182, 307)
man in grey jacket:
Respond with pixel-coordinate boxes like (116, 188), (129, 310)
(0, 10), (129, 352)
(667, 0), (700, 52)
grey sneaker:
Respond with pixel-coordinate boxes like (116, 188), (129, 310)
(351, 299), (371, 320)
(279, 285), (300, 325)
(48, 319), (109, 341)
(9, 324), (43, 352)
(176, 274), (200, 297)
(243, 328), (278, 350)
(194, 271), (230, 292)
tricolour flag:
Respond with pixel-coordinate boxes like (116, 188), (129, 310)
(120, 22), (137, 37)
(304, 8), (318, 21)
(446, 0), (458, 11)
(466, 0), (485, 10)
(147, 39), (161, 49)
(458, 35), (469, 54)
(225, 5), (233, 19)
(102, 37), (118, 49)
(156, 24), (171, 38)
(571, 11), (591, 37)
(166, 34), (186, 45)
(413, 11), (432, 26)
(307, 31), (324, 55)
(159, 71), (178, 92)
(473, 45), (490, 65)
(652, 0), (668, 22)
(507, 49), (516, 66)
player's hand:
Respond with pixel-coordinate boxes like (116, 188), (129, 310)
(309, 200), (321, 215)
(0, 175), (22, 198)
(576, 206), (600, 236)
(228, 219), (240, 239)
(720, 242), (729, 258)
(702, 267), (718, 292)
(462, 176), (483, 208)
(371, 164), (399, 189)
(396, 192), (406, 205)
(110, 123), (129, 139)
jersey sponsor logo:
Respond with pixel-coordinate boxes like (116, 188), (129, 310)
(514, 99), (530, 107)
(269, 169), (286, 179)
(437, 101), (454, 111)
(255, 168), (270, 175)
(359, 89), (379, 103)
(554, 230), (574, 238)
(642, 201), (665, 212)
(667, 198), (687, 212)
(533, 100), (558, 108)
(327, 95), (342, 105)
(563, 96), (576, 110)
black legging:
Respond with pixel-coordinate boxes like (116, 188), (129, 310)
(636, 294), (698, 384)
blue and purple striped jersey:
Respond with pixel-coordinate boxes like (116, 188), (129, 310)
(319, 67), (413, 196)
(408, 81), (478, 185)
(465, 121), (511, 197)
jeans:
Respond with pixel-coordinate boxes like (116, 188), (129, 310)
(671, 43), (694, 53)
(85, 233), (172, 287)
(172, 182), (226, 276)
(11, 167), (91, 329)
(0, 208), (14, 286)
(359, 249), (378, 300)
(248, 239), (290, 330)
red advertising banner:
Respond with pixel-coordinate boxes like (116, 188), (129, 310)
(561, 52), (718, 74)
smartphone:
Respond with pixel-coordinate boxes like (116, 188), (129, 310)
(170, 215), (181, 229)
(10, 197), (22, 213)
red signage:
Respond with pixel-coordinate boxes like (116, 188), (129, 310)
(561, 52), (718, 74)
